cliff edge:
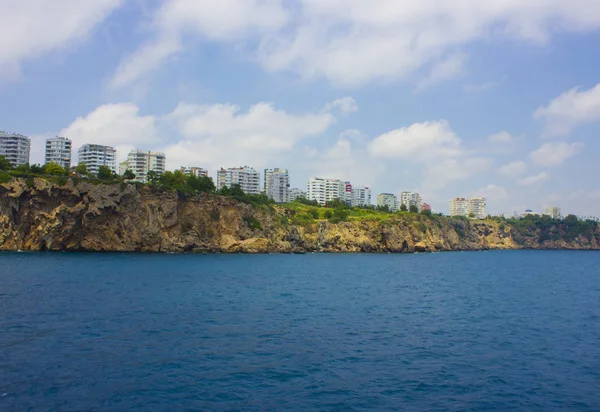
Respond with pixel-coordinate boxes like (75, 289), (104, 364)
(1, 178), (598, 253)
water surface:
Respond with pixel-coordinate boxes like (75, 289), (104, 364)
(1, 251), (599, 411)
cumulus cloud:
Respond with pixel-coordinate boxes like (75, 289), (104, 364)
(530, 142), (584, 167)
(59, 103), (159, 162)
(162, 101), (335, 169)
(0, 0), (124, 80)
(517, 172), (548, 186)
(534, 83), (600, 137)
(368, 120), (462, 160)
(110, 0), (288, 88)
(111, 0), (600, 88)
(324, 97), (358, 114)
(498, 160), (527, 178)
(416, 54), (466, 90)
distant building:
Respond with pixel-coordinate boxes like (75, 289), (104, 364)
(78, 144), (117, 175)
(180, 166), (208, 177)
(344, 181), (353, 206)
(377, 193), (398, 211)
(264, 168), (290, 203)
(307, 177), (346, 205)
(288, 188), (306, 201)
(544, 206), (562, 219)
(351, 186), (372, 207)
(0, 131), (30, 167)
(119, 161), (128, 176)
(126, 150), (166, 182)
(217, 166), (261, 194)
(450, 197), (487, 219)
(400, 191), (422, 211)
(45, 136), (71, 169)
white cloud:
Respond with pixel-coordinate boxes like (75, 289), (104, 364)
(498, 160), (526, 178)
(425, 157), (493, 190)
(110, 0), (288, 88)
(324, 97), (358, 114)
(517, 172), (548, 186)
(530, 142), (584, 167)
(162, 101), (335, 170)
(489, 131), (515, 143)
(111, 0), (600, 88)
(534, 83), (600, 137)
(0, 0), (124, 80)
(368, 120), (462, 160)
(59, 103), (158, 163)
(416, 53), (465, 90)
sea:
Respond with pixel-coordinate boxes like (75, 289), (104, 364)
(1, 250), (599, 411)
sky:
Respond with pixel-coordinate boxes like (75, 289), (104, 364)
(1, 0), (600, 216)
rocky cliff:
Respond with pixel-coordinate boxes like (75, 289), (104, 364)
(0, 178), (598, 253)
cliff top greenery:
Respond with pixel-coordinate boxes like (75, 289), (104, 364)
(1, 156), (597, 240)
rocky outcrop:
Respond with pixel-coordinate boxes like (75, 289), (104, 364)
(0, 178), (598, 253)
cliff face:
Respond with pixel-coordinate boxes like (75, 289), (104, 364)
(0, 179), (598, 253)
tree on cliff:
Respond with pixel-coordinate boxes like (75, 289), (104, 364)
(400, 204), (408, 212)
(75, 162), (88, 176)
(123, 170), (136, 181)
(0, 156), (12, 170)
(97, 166), (113, 180)
(187, 175), (215, 193)
(45, 162), (65, 175)
(409, 205), (419, 213)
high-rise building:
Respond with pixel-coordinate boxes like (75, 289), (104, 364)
(125, 150), (166, 182)
(400, 191), (422, 211)
(45, 136), (72, 169)
(216, 166), (261, 194)
(344, 181), (353, 206)
(288, 188), (307, 201)
(78, 144), (117, 175)
(180, 166), (208, 177)
(545, 206), (562, 219)
(450, 197), (487, 219)
(307, 177), (346, 205)
(0, 131), (30, 167)
(264, 168), (290, 203)
(377, 193), (398, 212)
(351, 186), (372, 207)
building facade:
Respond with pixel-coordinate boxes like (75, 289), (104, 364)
(125, 150), (166, 182)
(351, 186), (372, 207)
(0, 131), (30, 167)
(377, 193), (398, 212)
(400, 191), (422, 211)
(545, 206), (562, 219)
(78, 144), (117, 175)
(45, 136), (72, 169)
(450, 197), (487, 219)
(180, 166), (208, 177)
(216, 166), (261, 194)
(264, 168), (290, 203)
(288, 188), (307, 201)
(307, 177), (346, 205)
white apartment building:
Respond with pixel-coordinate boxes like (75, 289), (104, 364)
(450, 197), (487, 219)
(126, 150), (166, 182)
(544, 206), (562, 219)
(0, 131), (30, 167)
(45, 136), (72, 170)
(216, 166), (261, 194)
(78, 144), (117, 175)
(264, 168), (290, 203)
(400, 191), (422, 211)
(288, 188), (306, 201)
(180, 166), (208, 177)
(351, 186), (372, 207)
(307, 177), (346, 205)
(377, 193), (398, 212)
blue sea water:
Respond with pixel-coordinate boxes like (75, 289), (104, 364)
(1, 251), (599, 411)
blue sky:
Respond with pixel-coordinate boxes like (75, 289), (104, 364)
(2, 0), (600, 216)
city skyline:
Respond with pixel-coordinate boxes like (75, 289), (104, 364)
(1, 1), (600, 216)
